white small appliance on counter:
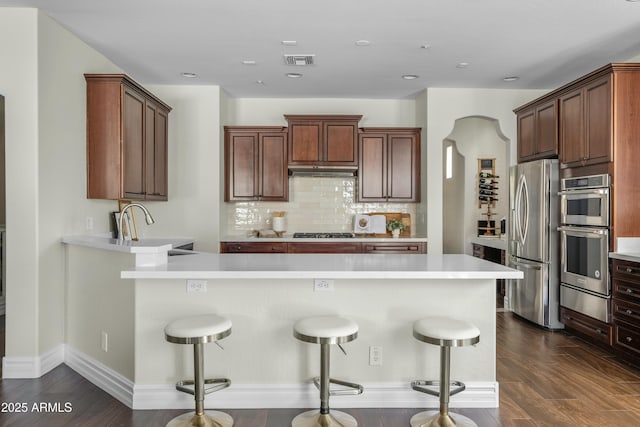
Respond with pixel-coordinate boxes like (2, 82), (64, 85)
(354, 214), (386, 234)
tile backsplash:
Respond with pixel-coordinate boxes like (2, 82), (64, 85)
(224, 177), (417, 235)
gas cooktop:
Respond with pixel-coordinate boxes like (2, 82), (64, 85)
(293, 232), (355, 238)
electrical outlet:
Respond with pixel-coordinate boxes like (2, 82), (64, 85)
(101, 331), (108, 352)
(369, 345), (382, 366)
(313, 279), (334, 291)
(186, 279), (208, 293)
(86, 216), (94, 231)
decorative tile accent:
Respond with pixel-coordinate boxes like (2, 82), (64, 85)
(224, 177), (417, 235)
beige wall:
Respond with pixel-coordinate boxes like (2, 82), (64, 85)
(444, 117), (508, 255)
(143, 85), (223, 253)
(425, 88), (549, 254)
(1, 8), (121, 365)
(225, 98), (417, 127)
(0, 95), (5, 226)
(0, 8), (39, 360)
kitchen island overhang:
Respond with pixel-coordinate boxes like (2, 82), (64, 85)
(64, 243), (522, 411)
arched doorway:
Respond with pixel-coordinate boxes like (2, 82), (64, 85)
(442, 116), (510, 255)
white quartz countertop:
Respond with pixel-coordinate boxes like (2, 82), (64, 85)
(610, 237), (640, 262)
(62, 235), (195, 254)
(120, 252), (523, 280)
(220, 235), (428, 243)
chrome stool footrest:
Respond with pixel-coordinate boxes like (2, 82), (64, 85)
(312, 376), (363, 396)
(411, 380), (466, 397)
(176, 378), (231, 396)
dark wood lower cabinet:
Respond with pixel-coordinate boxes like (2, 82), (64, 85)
(472, 243), (506, 297)
(220, 241), (426, 254)
(561, 306), (613, 348)
(287, 242), (362, 254)
(611, 258), (640, 365)
(363, 242), (426, 254)
(220, 242), (287, 253)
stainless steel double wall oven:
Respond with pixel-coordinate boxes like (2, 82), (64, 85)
(558, 174), (611, 322)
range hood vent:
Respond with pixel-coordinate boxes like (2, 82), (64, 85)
(288, 165), (357, 177)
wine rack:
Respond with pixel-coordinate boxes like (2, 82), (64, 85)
(477, 159), (499, 236)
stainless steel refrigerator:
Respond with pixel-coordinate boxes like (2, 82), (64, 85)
(508, 159), (563, 329)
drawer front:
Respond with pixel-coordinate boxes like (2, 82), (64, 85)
(613, 298), (640, 325)
(612, 278), (640, 304)
(220, 242), (287, 253)
(614, 321), (640, 356)
(612, 259), (640, 283)
(363, 242), (425, 254)
(287, 242), (362, 254)
(560, 307), (612, 347)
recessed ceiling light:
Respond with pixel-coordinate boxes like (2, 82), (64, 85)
(355, 40), (371, 47)
(242, 60), (256, 65)
(456, 62), (470, 68)
(503, 76), (520, 82)
(256, 80), (265, 85)
(281, 40), (298, 46)
(286, 73), (303, 78)
(180, 72), (197, 78)
(420, 44), (431, 50)
(402, 74), (419, 80)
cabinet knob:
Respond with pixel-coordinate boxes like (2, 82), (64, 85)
(627, 267), (634, 273)
(626, 336), (633, 343)
(627, 309), (634, 315)
(627, 288), (635, 294)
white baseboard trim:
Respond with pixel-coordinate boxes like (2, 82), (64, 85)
(64, 345), (134, 408)
(60, 347), (499, 410)
(134, 381), (498, 410)
(2, 344), (499, 409)
(2, 344), (64, 379)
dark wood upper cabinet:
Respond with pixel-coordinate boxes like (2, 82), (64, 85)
(515, 98), (558, 163)
(559, 74), (612, 168)
(224, 127), (288, 202)
(358, 128), (421, 202)
(85, 74), (171, 200)
(285, 115), (361, 166)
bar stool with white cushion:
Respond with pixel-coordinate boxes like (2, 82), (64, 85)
(292, 315), (363, 427)
(164, 314), (233, 427)
(410, 316), (480, 427)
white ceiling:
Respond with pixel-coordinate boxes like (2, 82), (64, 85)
(2, 0), (640, 98)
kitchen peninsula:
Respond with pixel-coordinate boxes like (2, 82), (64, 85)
(63, 237), (521, 411)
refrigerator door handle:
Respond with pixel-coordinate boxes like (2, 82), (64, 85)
(510, 257), (543, 270)
(514, 174), (529, 246)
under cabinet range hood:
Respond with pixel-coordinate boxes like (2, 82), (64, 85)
(288, 165), (358, 177)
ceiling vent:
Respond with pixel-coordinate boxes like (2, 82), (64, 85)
(284, 54), (315, 66)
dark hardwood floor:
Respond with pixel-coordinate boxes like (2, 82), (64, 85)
(2, 313), (640, 426)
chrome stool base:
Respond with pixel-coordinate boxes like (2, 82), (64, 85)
(292, 410), (357, 427)
(166, 410), (234, 427)
(410, 410), (478, 427)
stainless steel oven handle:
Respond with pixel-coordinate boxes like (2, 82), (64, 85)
(558, 188), (609, 196)
(557, 225), (607, 235)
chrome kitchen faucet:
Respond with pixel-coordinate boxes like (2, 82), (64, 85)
(118, 203), (155, 241)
